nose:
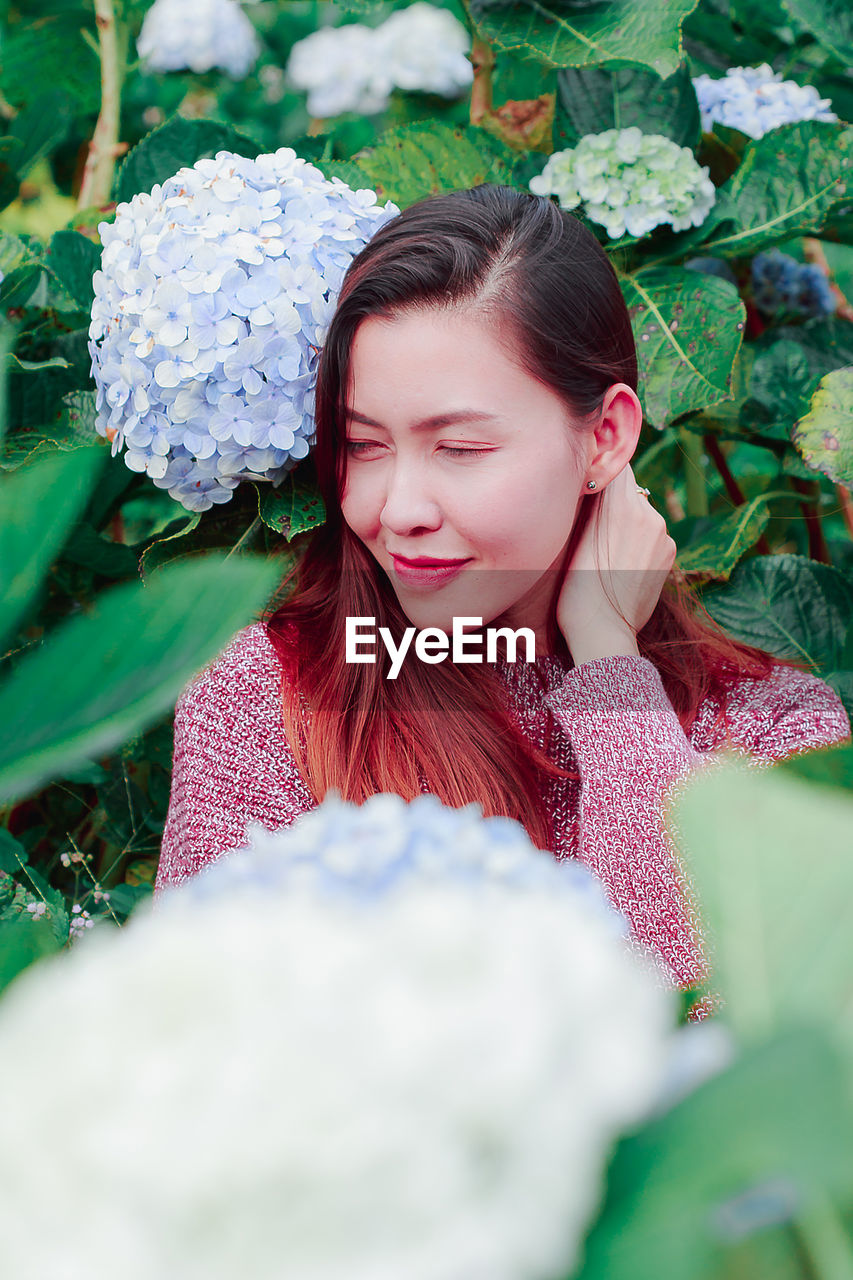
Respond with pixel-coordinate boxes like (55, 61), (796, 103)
(379, 458), (442, 536)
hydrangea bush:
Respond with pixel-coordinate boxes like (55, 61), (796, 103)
(0, 793), (676, 1280)
(751, 249), (837, 318)
(88, 150), (398, 510)
(285, 2), (473, 119)
(529, 127), (716, 239)
(692, 64), (838, 139)
(136, 0), (261, 78)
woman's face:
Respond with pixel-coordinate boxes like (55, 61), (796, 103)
(340, 306), (589, 645)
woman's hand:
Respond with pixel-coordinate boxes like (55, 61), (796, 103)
(557, 464), (676, 667)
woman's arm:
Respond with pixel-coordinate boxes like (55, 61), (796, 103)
(155, 624), (314, 896)
(543, 654), (850, 1018)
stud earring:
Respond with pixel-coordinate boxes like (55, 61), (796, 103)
(586, 480), (597, 490)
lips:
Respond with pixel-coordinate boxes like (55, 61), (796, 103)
(391, 555), (471, 568)
(390, 554), (472, 588)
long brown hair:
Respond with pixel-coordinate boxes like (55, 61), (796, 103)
(265, 184), (776, 851)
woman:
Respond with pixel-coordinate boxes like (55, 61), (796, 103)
(155, 185), (849, 1017)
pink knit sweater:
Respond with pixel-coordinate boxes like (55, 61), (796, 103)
(155, 622), (850, 1016)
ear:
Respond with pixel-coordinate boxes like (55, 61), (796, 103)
(584, 384), (643, 487)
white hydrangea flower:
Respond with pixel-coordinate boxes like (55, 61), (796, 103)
(0, 791), (678, 1280)
(137, 0), (261, 78)
(530, 128), (716, 240)
(89, 149), (398, 511)
(375, 2), (473, 98)
(692, 64), (837, 140)
(285, 2), (472, 120)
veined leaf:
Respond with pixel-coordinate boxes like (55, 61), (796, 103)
(114, 116), (263, 204)
(675, 493), (782, 580)
(468, 0), (700, 77)
(348, 121), (515, 206)
(259, 471), (326, 541)
(555, 62), (701, 151)
(620, 268), (746, 429)
(782, 0), (853, 66)
(699, 121), (853, 258)
(791, 366), (853, 488)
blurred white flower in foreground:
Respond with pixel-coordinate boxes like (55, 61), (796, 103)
(286, 2), (473, 119)
(530, 128), (716, 240)
(137, 0), (261, 78)
(692, 64), (837, 140)
(0, 792), (678, 1280)
(89, 149), (397, 511)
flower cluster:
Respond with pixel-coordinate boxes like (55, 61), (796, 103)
(751, 249), (837, 318)
(89, 149), (397, 511)
(184, 791), (628, 937)
(285, 2), (473, 119)
(0, 792), (677, 1280)
(530, 128), (716, 240)
(137, 0), (261, 78)
(692, 64), (837, 140)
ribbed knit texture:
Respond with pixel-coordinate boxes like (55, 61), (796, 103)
(156, 623), (850, 1021)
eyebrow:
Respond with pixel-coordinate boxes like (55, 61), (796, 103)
(345, 409), (502, 433)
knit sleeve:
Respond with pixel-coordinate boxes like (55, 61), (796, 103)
(543, 656), (850, 1019)
(155, 624), (314, 897)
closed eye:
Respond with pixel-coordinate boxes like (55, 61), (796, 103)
(345, 441), (493, 458)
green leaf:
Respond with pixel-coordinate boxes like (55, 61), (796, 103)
(138, 511), (203, 578)
(672, 761), (853, 1062)
(575, 1026), (853, 1280)
(699, 121), (853, 258)
(555, 62), (701, 151)
(741, 320), (853, 443)
(468, 0), (700, 77)
(0, 830), (28, 875)
(0, 555), (281, 806)
(0, 231), (43, 309)
(791, 366), (853, 488)
(6, 90), (72, 179)
(620, 268), (746, 430)
(0, 913), (65, 999)
(782, 740), (853, 793)
(114, 116), (264, 204)
(259, 470), (326, 540)
(7, 355), (71, 373)
(46, 230), (102, 311)
(782, 0), (853, 65)
(0, 13), (101, 116)
(674, 494), (776, 579)
(702, 553), (853, 672)
(349, 122), (515, 207)
(59, 521), (139, 579)
(0, 446), (106, 649)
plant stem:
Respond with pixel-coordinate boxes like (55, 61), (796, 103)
(225, 515), (263, 558)
(792, 1196), (853, 1280)
(704, 435), (773, 554)
(469, 34), (495, 126)
(802, 239), (853, 323)
(78, 0), (125, 209)
(680, 428), (709, 518)
(790, 477), (831, 563)
(836, 484), (853, 540)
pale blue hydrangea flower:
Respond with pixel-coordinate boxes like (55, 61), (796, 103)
(89, 149), (398, 510)
(285, 2), (472, 120)
(751, 249), (836, 318)
(530, 128), (716, 240)
(692, 64), (837, 140)
(136, 0), (261, 78)
(180, 790), (629, 942)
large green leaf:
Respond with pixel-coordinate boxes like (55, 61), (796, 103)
(259, 470), (326, 540)
(698, 121), (853, 258)
(674, 493), (781, 580)
(741, 320), (853, 443)
(467, 0), (700, 77)
(0, 446), (106, 650)
(791, 367), (853, 488)
(555, 62), (701, 151)
(345, 122), (515, 207)
(619, 268), (745, 430)
(0, 12), (100, 115)
(46, 230), (102, 312)
(702, 554), (853, 672)
(782, 0), (853, 65)
(114, 116), (264, 204)
(576, 1026), (853, 1280)
(672, 762), (853, 1063)
(0, 556), (281, 806)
